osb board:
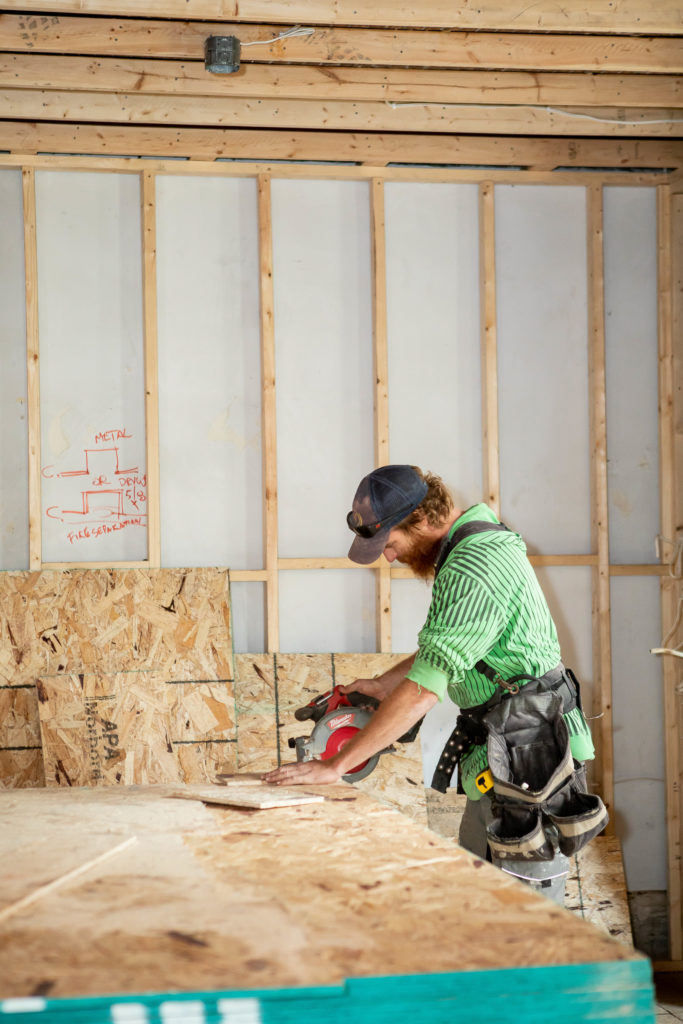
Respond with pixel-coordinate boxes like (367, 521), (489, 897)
(274, 653), (336, 764)
(233, 654), (277, 774)
(0, 568), (233, 683)
(0, 685), (41, 747)
(36, 672), (236, 786)
(568, 835), (634, 946)
(0, 686), (44, 789)
(0, 785), (642, 1000)
(0, 749), (44, 789)
(425, 787), (467, 839)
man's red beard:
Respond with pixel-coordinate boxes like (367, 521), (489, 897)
(395, 528), (444, 581)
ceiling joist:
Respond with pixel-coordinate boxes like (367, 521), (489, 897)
(1, 3), (682, 171)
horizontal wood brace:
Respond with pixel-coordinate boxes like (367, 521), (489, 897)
(1, 16), (682, 73)
(1, 122), (681, 171)
(1, 54), (681, 109)
(2, 1), (683, 34)
(4, 90), (683, 137)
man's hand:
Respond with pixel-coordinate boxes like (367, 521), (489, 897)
(262, 759), (343, 786)
(338, 677), (388, 702)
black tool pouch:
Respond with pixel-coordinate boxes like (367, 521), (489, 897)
(483, 689), (607, 860)
(544, 762), (609, 856)
(485, 690), (574, 803)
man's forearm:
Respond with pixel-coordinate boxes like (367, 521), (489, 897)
(367, 652), (418, 699)
(327, 677), (437, 776)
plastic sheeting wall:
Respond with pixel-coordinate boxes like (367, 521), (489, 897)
(272, 179), (377, 653)
(35, 171), (147, 564)
(0, 172), (664, 892)
(156, 175), (263, 570)
(603, 187), (664, 893)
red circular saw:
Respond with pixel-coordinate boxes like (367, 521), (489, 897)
(288, 686), (379, 781)
(288, 685), (423, 782)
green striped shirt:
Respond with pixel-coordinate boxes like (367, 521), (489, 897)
(406, 504), (593, 799)
(408, 504), (561, 707)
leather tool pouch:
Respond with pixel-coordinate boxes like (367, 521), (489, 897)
(483, 690), (608, 861)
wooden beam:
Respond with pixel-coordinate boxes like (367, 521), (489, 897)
(141, 170), (161, 567)
(657, 184), (682, 961)
(3, 1), (683, 34)
(3, 122), (682, 170)
(371, 178), (391, 653)
(587, 183), (615, 829)
(22, 166), (41, 570)
(4, 90), (683, 137)
(258, 173), (279, 654)
(479, 182), (500, 517)
(3, 54), (683, 109)
(2, 15), (682, 73)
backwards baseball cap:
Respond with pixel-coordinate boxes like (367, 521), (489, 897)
(347, 465), (428, 565)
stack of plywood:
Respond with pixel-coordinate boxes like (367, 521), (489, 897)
(0, 783), (655, 1024)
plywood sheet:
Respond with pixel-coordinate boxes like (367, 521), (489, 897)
(275, 652), (335, 765)
(0, 685), (44, 788)
(569, 835), (634, 945)
(0, 685), (41, 747)
(233, 654), (278, 773)
(0, 567), (233, 683)
(36, 672), (236, 786)
(0, 785), (643, 1002)
(0, 749), (44, 789)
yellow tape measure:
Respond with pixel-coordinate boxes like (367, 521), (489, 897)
(475, 769), (494, 794)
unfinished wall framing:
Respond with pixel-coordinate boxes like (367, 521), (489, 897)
(0, 152), (679, 957)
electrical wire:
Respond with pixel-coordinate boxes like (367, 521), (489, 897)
(384, 100), (683, 127)
(242, 26), (315, 47)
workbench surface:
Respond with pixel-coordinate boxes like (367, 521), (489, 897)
(0, 783), (642, 1001)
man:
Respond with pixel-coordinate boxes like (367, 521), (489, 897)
(264, 464), (598, 902)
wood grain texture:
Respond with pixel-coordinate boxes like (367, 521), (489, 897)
(0, 567), (233, 683)
(1, 16), (681, 73)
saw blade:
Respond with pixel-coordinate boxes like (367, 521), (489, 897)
(308, 708), (379, 782)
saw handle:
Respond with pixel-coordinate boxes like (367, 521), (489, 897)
(293, 685), (380, 722)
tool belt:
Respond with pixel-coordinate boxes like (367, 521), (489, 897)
(428, 516), (608, 857)
(431, 663), (608, 859)
(430, 661), (579, 794)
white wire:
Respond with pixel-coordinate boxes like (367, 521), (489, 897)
(651, 647), (683, 659)
(242, 26), (315, 47)
(384, 100), (683, 127)
(655, 534), (683, 580)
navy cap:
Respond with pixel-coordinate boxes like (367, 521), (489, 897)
(347, 465), (428, 565)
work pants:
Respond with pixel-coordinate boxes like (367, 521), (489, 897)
(459, 793), (570, 905)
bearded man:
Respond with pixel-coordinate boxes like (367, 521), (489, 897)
(264, 464), (599, 903)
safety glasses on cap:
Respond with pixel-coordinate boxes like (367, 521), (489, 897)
(346, 510), (384, 538)
(346, 501), (419, 539)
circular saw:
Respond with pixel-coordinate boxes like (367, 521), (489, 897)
(288, 685), (423, 782)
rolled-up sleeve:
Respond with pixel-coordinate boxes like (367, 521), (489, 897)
(409, 570), (505, 701)
(405, 660), (449, 701)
